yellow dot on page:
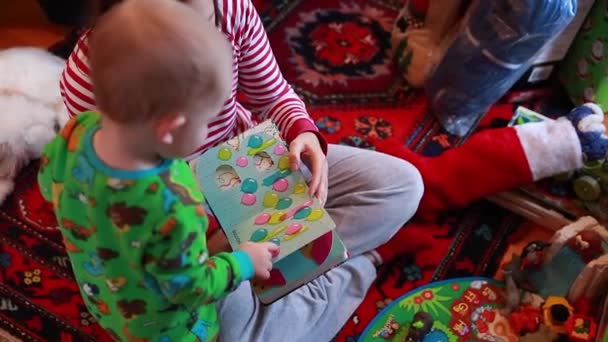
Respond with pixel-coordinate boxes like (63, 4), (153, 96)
(268, 212), (285, 225)
(218, 147), (232, 161)
(278, 156), (290, 170)
(293, 183), (307, 194)
(306, 209), (324, 221)
(263, 192), (279, 208)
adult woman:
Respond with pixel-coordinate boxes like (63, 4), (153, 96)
(60, 0), (424, 340)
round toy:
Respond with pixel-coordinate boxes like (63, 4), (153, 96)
(573, 175), (601, 201)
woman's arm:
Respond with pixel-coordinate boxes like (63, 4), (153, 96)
(234, 0), (328, 153)
(60, 30), (97, 117)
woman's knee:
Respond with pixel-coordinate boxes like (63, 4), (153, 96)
(384, 156), (424, 213)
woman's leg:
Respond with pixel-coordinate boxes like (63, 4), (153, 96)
(321, 144), (424, 255)
(217, 256), (376, 342)
(217, 145), (425, 341)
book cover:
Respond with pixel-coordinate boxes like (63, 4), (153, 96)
(193, 120), (337, 262)
(192, 120), (348, 303)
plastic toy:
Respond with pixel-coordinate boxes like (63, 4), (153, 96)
(372, 314), (400, 340)
(404, 312), (433, 341)
(542, 296), (574, 334)
(501, 268), (522, 315)
(370, 311), (435, 341)
(502, 253), (536, 292)
(520, 240), (550, 270)
(507, 304), (542, 335)
(565, 314), (597, 342)
(519, 325), (560, 342)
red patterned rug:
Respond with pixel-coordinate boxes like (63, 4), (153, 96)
(0, 0), (537, 340)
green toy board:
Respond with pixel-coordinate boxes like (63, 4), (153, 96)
(358, 277), (518, 342)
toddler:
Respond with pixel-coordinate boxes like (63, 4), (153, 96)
(38, 1), (278, 340)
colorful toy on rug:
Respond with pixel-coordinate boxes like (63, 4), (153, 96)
(358, 277), (518, 341)
(498, 216), (608, 341)
(359, 216), (608, 342)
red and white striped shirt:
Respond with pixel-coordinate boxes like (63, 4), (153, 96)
(60, 0), (325, 158)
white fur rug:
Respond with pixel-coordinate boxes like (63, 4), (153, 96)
(0, 47), (69, 204)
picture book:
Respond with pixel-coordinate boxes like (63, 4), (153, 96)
(192, 120), (348, 303)
(191, 118), (346, 264)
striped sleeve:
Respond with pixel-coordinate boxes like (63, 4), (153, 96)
(60, 30), (96, 117)
(231, 0), (327, 152)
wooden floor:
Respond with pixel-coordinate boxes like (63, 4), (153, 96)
(0, 0), (69, 49)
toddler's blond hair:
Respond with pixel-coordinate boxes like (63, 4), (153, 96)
(89, 0), (232, 123)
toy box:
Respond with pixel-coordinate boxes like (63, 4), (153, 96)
(560, 0), (608, 111)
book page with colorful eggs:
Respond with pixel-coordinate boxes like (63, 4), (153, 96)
(192, 120), (337, 262)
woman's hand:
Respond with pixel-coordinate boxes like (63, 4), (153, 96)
(288, 132), (328, 205)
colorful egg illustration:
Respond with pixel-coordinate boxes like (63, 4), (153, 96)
(273, 178), (289, 192)
(268, 212), (285, 225)
(236, 156), (248, 167)
(275, 197), (293, 210)
(263, 192), (279, 208)
(248, 135), (263, 148)
(306, 209), (324, 221)
(293, 206), (312, 220)
(254, 213), (271, 225)
(293, 183), (307, 194)
(250, 229), (268, 242)
(241, 193), (256, 206)
(218, 147), (232, 161)
(286, 223), (303, 235)
(241, 178), (258, 193)
(274, 144), (287, 156)
(278, 156), (290, 170)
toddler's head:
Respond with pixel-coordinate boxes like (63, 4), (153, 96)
(89, 0), (232, 158)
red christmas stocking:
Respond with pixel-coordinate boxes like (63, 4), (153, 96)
(376, 118), (583, 221)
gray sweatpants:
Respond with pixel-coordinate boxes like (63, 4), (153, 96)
(217, 144), (424, 342)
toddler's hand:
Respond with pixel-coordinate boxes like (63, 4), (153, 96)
(237, 242), (279, 280)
